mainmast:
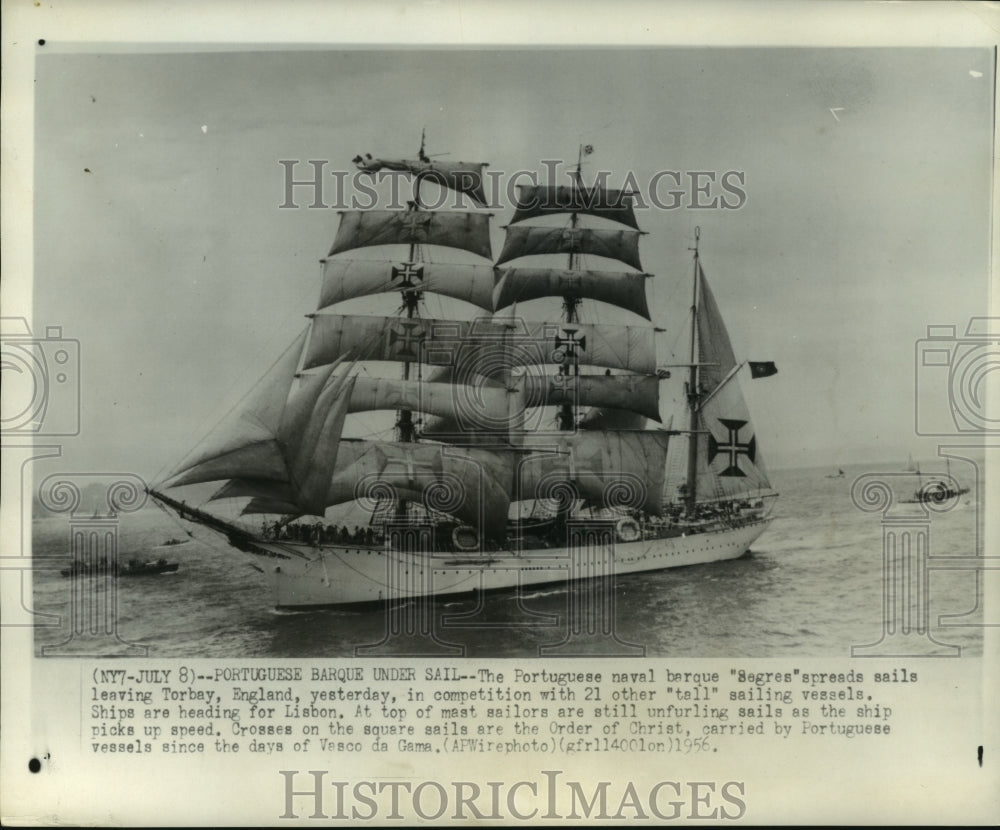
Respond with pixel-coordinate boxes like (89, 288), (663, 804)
(556, 144), (587, 431)
(395, 198), (422, 445)
(493, 148), (664, 523)
(684, 227), (701, 511)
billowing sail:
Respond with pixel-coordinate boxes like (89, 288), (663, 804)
(509, 185), (638, 229)
(165, 330), (309, 487)
(694, 374), (771, 499)
(329, 210), (492, 259)
(516, 431), (670, 516)
(303, 314), (658, 375)
(354, 157), (488, 206)
(288, 373), (356, 515)
(228, 432), (667, 522)
(696, 265), (737, 394)
(496, 226), (643, 271)
(686, 266), (770, 498)
(522, 373), (661, 421)
(169, 349), (356, 517)
(318, 259), (495, 312)
(493, 267), (651, 319)
(347, 376), (509, 423)
(232, 440), (513, 540)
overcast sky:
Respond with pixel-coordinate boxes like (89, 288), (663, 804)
(31, 46), (993, 479)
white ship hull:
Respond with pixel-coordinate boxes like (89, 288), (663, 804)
(249, 519), (772, 608)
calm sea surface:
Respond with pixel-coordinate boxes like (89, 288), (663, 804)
(31, 463), (984, 658)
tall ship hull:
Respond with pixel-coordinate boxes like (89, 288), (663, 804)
(152, 136), (780, 611)
(262, 521), (772, 608)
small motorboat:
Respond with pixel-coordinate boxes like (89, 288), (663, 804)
(61, 558), (179, 577)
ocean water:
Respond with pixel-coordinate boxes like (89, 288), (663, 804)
(30, 463), (984, 658)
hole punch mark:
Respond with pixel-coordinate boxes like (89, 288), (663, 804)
(28, 757), (41, 773)
(37, 39), (46, 46)
(978, 745), (983, 767)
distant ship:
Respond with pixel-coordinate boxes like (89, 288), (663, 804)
(901, 458), (970, 504)
(150, 137), (779, 608)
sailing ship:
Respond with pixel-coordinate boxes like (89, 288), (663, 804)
(901, 458), (970, 504)
(149, 138), (779, 608)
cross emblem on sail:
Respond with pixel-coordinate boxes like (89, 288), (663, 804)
(556, 272), (581, 292)
(556, 329), (587, 353)
(561, 227), (583, 251)
(548, 373), (575, 396)
(319, 260), (494, 312)
(388, 320), (426, 361)
(707, 418), (757, 477)
(400, 210), (432, 238)
(383, 444), (429, 486)
(303, 314), (657, 375)
(390, 261), (424, 288)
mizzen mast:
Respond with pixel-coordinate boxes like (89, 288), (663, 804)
(685, 226), (702, 511)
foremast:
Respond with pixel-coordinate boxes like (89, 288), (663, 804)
(685, 227), (702, 511)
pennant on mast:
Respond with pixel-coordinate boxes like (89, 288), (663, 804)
(353, 156), (489, 206)
(749, 361), (778, 379)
